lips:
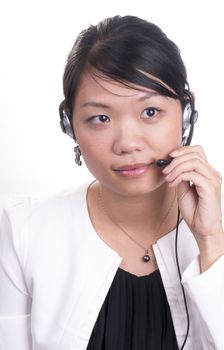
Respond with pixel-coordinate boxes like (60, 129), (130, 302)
(113, 163), (151, 177)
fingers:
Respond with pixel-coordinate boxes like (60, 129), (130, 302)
(160, 145), (223, 241)
(170, 145), (207, 161)
(162, 145), (222, 189)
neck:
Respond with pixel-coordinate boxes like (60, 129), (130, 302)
(98, 182), (177, 231)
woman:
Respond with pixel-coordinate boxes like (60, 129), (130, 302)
(0, 15), (224, 350)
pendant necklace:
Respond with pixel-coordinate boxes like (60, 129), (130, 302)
(98, 186), (177, 262)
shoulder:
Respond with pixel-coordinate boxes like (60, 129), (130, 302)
(3, 183), (88, 225)
(0, 183), (93, 277)
(0, 183), (91, 252)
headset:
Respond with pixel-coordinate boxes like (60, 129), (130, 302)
(59, 91), (198, 350)
(157, 91), (198, 349)
(181, 90), (198, 146)
(59, 100), (75, 139)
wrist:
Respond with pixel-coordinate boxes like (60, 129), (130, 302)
(196, 232), (224, 272)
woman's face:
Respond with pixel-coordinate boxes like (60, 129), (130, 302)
(72, 71), (183, 196)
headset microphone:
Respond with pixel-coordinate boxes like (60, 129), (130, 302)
(156, 158), (173, 167)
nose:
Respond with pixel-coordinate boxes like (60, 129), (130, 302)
(112, 119), (146, 155)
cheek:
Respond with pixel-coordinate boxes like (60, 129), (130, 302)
(151, 117), (182, 152)
(167, 121), (182, 144)
(77, 133), (110, 172)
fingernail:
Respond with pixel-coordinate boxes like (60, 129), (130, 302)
(162, 166), (170, 174)
(169, 150), (178, 157)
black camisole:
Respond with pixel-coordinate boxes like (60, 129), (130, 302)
(86, 267), (179, 349)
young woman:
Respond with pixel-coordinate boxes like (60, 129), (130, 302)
(0, 15), (224, 350)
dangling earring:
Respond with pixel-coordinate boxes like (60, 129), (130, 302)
(74, 145), (82, 166)
(182, 136), (188, 146)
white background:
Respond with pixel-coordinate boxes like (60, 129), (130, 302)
(0, 0), (224, 210)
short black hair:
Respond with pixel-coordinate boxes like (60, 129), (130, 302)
(60, 15), (188, 118)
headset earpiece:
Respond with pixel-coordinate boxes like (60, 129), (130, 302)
(182, 92), (198, 145)
(183, 102), (198, 131)
(59, 105), (75, 139)
(183, 102), (192, 131)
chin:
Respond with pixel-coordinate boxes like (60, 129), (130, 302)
(103, 175), (166, 197)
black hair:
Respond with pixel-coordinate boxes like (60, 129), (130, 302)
(59, 15), (189, 119)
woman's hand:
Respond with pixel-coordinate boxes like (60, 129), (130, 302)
(163, 145), (224, 271)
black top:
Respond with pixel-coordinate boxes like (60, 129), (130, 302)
(86, 268), (179, 350)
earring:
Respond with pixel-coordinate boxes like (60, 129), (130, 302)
(182, 136), (188, 146)
(74, 145), (82, 166)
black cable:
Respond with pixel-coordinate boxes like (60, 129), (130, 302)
(175, 208), (190, 349)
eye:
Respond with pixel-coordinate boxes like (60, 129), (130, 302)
(142, 107), (159, 119)
(89, 115), (110, 124)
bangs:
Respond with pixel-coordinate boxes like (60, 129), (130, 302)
(87, 38), (183, 99)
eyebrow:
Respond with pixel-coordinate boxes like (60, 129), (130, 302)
(81, 101), (110, 109)
(80, 92), (160, 109)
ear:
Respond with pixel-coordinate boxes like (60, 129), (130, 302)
(184, 90), (195, 102)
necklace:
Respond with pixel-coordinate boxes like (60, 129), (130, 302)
(98, 186), (177, 263)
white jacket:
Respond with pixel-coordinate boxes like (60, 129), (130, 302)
(0, 183), (224, 350)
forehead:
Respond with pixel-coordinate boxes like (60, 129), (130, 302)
(75, 70), (164, 104)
